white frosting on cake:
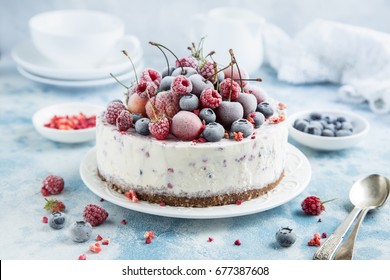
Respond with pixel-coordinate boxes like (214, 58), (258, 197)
(96, 99), (288, 200)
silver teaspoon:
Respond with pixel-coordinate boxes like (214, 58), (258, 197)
(334, 174), (390, 260)
(313, 174), (389, 260)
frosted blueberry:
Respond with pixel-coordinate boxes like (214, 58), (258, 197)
(252, 112), (265, 128)
(336, 129), (353, 137)
(159, 76), (174, 91)
(323, 115), (335, 124)
(231, 119), (253, 138)
(132, 113), (143, 124)
(341, 121), (353, 131)
(275, 227), (297, 247)
(256, 102), (274, 119)
(135, 118), (150, 135)
(293, 119), (310, 132)
(309, 112), (322, 120)
(202, 122), (225, 142)
(70, 221), (92, 243)
(305, 124), (322, 136)
(49, 212), (66, 230)
(336, 116), (347, 123)
(179, 94), (199, 111)
(321, 129), (335, 137)
(199, 108), (216, 124)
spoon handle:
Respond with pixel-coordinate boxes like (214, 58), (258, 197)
(313, 207), (361, 260)
(334, 208), (369, 260)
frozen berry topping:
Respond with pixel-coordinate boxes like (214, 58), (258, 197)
(83, 204), (109, 226)
(103, 38), (286, 143)
(41, 175), (64, 196)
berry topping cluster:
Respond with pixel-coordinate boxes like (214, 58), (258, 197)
(105, 39), (285, 142)
(293, 112), (354, 137)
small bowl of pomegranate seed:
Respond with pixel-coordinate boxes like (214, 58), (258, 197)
(32, 102), (105, 143)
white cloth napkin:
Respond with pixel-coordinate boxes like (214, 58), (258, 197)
(263, 19), (390, 114)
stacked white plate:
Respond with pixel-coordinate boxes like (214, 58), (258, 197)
(12, 35), (144, 87)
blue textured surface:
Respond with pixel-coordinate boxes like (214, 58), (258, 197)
(0, 57), (389, 260)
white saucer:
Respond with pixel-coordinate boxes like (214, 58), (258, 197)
(80, 144), (311, 219)
(11, 35), (143, 81)
(17, 62), (144, 88)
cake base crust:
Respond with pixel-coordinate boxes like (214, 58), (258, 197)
(99, 170), (285, 208)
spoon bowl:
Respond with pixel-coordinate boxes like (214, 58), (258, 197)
(350, 174), (390, 209)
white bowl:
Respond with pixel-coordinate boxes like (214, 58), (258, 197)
(288, 109), (370, 151)
(32, 102), (105, 143)
(29, 10), (124, 68)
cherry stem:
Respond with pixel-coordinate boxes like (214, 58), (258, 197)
(149, 41), (184, 74)
(122, 50), (139, 85)
(110, 73), (129, 89)
(229, 49), (244, 92)
(215, 61), (235, 75)
(145, 89), (158, 121)
(233, 78), (262, 82)
(229, 54), (234, 102)
(148, 43), (172, 76)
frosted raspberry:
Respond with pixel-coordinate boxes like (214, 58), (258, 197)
(116, 110), (133, 131)
(198, 60), (217, 82)
(146, 92), (180, 120)
(136, 79), (158, 98)
(83, 204), (109, 226)
(41, 175), (64, 196)
(200, 88), (222, 109)
(105, 102), (126, 125)
(176, 56), (198, 69)
(149, 117), (170, 140)
(140, 68), (162, 87)
(171, 75), (193, 96)
(301, 196), (335, 216)
(219, 78), (241, 101)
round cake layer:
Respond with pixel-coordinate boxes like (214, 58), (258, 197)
(96, 103), (288, 207)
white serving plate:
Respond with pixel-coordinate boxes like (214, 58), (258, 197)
(288, 109), (370, 151)
(32, 102), (105, 143)
(12, 35), (143, 80)
(17, 64), (143, 88)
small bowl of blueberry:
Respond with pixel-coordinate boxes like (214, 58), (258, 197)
(288, 109), (370, 151)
